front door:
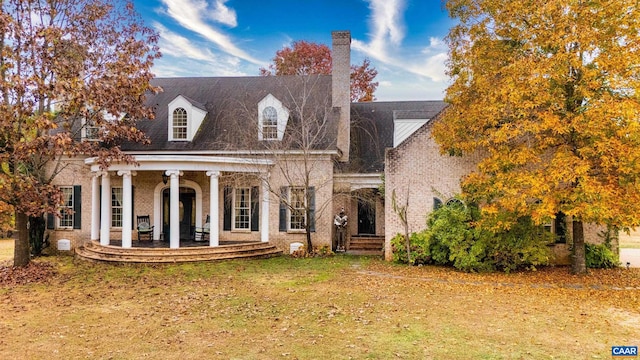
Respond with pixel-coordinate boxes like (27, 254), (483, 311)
(357, 199), (376, 235)
(162, 187), (196, 240)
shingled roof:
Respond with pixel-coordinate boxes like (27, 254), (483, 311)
(343, 101), (448, 173)
(123, 75), (337, 152)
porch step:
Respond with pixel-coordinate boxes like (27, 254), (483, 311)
(347, 236), (384, 256)
(76, 240), (282, 263)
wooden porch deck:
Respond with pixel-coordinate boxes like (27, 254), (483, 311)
(75, 240), (283, 263)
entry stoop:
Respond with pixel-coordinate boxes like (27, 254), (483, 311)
(76, 240), (282, 263)
(346, 235), (384, 256)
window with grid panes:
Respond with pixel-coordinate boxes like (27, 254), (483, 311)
(289, 187), (306, 230)
(262, 106), (278, 140)
(233, 188), (251, 230)
(59, 186), (74, 228)
(172, 107), (187, 140)
(111, 187), (123, 228)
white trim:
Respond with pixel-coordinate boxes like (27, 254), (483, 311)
(119, 150), (340, 156)
(232, 187), (251, 231)
(334, 173), (383, 190)
(258, 94), (289, 141)
(86, 155), (274, 173)
(168, 95), (208, 142)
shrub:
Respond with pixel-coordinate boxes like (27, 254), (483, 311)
(390, 231), (430, 265)
(391, 198), (552, 272)
(585, 243), (619, 269)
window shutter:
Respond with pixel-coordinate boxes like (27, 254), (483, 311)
(279, 187), (287, 232)
(251, 186), (259, 232)
(433, 197), (443, 211)
(308, 187), (315, 232)
(46, 213), (55, 230)
(223, 186), (232, 231)
(73, 185), (81, 229)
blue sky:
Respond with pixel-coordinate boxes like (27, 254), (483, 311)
(132, 0), (455, 101)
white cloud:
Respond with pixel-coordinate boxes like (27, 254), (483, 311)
(209, 0), (237, 27)
(159, 0), (264, 65)
(155, 22), (218, 62)
(353, 2), (449, 88)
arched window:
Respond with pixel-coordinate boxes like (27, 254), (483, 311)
(172, 107), (188, 140)
(446, 198), (464, 208)
(262, 106), (278, 140)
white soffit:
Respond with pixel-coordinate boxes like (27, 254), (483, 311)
(393, 118), (429, 148)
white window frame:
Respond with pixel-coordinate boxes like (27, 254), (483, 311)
(233, 187), (251, 231)
(59, 186), (74, 228)
(172, 107), (188, 140)
(111, 187), (123, 228)
(261, 106), (278, 140)
(258, 94), (289, 141)
(289, 187), (306, 231)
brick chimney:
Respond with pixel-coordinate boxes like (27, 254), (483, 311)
(332, 30), (351, 162)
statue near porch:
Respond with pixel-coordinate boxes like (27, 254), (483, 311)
(334, 208), (348, 252)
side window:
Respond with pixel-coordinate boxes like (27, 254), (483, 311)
(111, 187), (123, 228)
(172, 107), (188, 140)
(289, 187), (306, 230)
(233, 187), (251, 230)
(59, 186), (74, 228)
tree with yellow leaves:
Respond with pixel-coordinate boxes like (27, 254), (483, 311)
(434, 0), (640, 274)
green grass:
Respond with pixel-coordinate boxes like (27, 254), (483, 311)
(1, 253), (639, 359)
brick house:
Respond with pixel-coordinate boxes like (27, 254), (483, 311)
(48, 31), (369, 255)
(45, 29), (609, 262)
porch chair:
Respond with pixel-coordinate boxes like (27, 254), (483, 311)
(137, 215), (154, 241)
(194, 215), (210, 242)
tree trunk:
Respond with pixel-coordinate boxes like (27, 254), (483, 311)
(305, 224), (313, 255)
(404, 221), (411, 264)
(29, 216), (47, 256)
(13, 211), (30, 267)
(571, 220), (587, 274)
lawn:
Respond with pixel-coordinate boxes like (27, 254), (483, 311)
(0, 243), (639, 359)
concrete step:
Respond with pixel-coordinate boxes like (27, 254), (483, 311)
(76, 240), (282, 263)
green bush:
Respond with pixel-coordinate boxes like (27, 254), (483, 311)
(585, 243), (619, 269)
(390, 231), (431, 265)
(391, 198), (552, 272)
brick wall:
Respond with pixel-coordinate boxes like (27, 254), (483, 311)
(383, 121), (612, 261)
(384, 121), (480, 260)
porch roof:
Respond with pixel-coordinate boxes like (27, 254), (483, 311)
(85, 154), (274, 173)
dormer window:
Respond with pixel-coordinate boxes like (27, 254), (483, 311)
(262, 107), (278, 140)
(172, 107), (188, 140)
(258, 94), (289, 141)
(167, 95), (207, 142)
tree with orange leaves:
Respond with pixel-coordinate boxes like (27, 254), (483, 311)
(0, 0), (160, 266)
(260, 40), (379, 102)
(433, 0), (640, 274)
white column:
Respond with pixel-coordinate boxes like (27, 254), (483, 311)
(166, 170), (181, 249)
(100, 172), (111, 246)
(90, 172), (101, 241)
(206, 171), (220, 247)
(118, 170), (134, 248)
(261, 175), (270, 243)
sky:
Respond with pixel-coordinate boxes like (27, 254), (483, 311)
(132, 0), (456, 101)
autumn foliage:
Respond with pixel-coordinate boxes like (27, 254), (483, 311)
(433, 0), (640, 274)
(260, 40), (379, 102)
(0, 0), (160, 265)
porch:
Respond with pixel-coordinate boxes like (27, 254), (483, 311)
(85, 154), (273, 250)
